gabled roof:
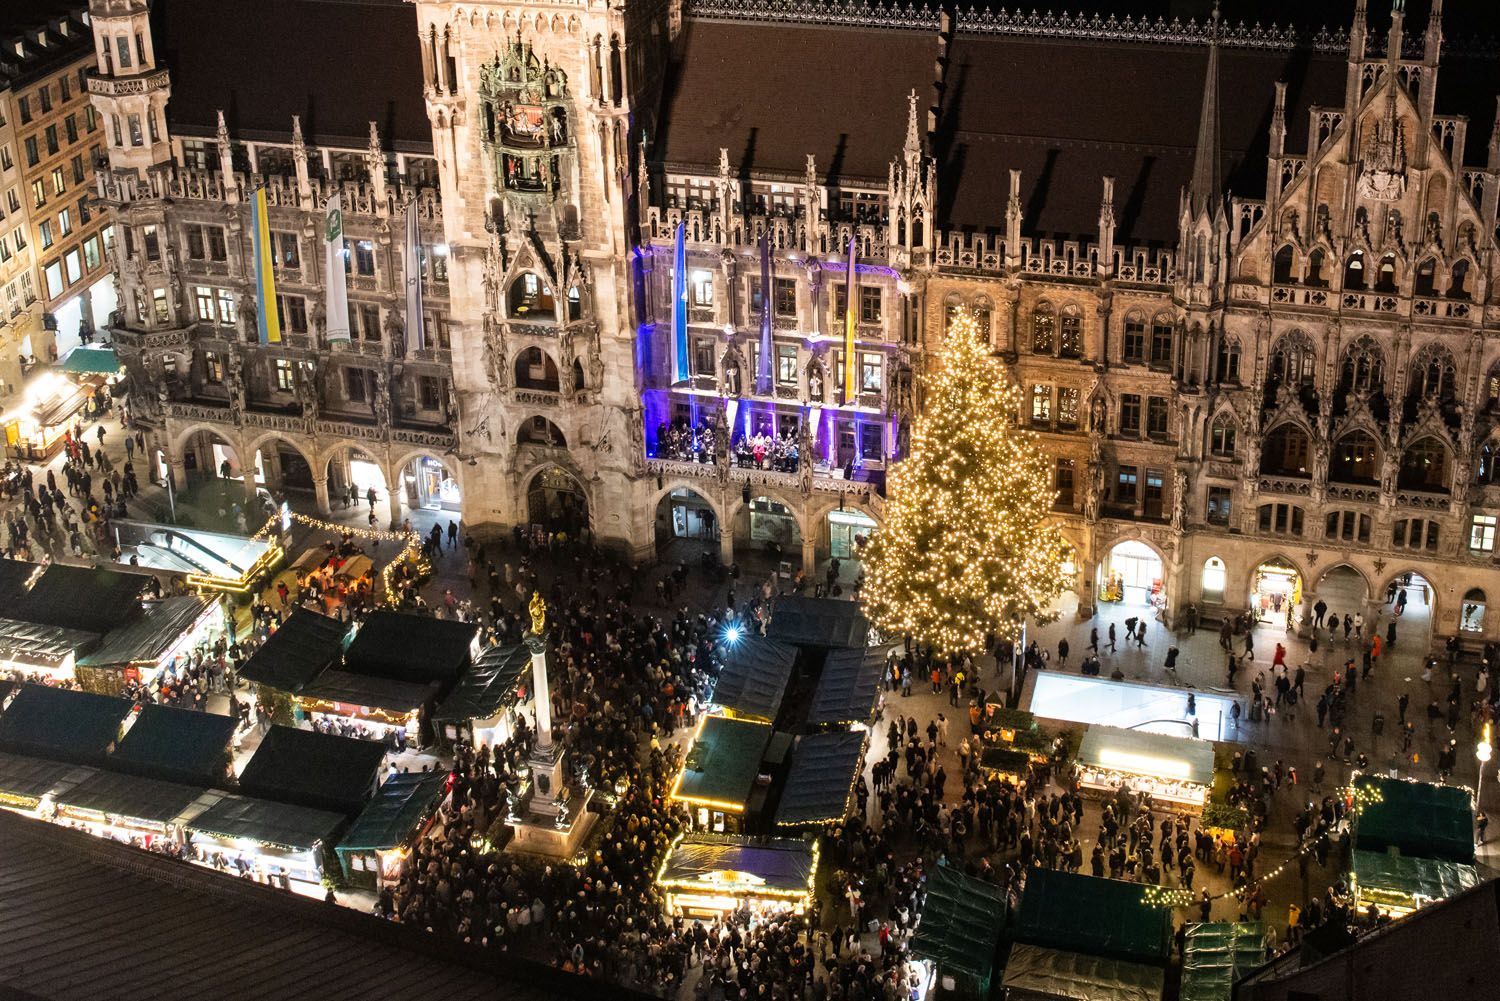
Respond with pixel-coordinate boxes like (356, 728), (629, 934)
(343, 612), (476, 687)
(911, 861), (1008, 985)
(108, 703), (237, 786)
(1013, 869), (1173, 965)
(766, 596), (869, 650)
(237, 725), (387, 817)
(1353, 775), (1475, 865)
(0, 750), (90, 808)
(56, 769), (208, 826)
(0, 616), (100, 665)
(712, 636), (796, 722)
(774, 730), (866, 827)
(0, 684), (133, 766)
(338, 770), (449, 853)
(152, 0), (432, 151)
(0, 810), (612, 1001)
(300, 669), (438, 713)
(808, 647), (885, 725)
(435, 643), (531, 722)
(0, 559), (149, 634)
(239, 607), (348, 693)
(186, 793), (346, 852)
(672, 715), (772, 811)
(77, 595), (215, 668)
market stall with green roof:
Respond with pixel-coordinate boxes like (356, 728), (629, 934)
(336, 770), (450, 890)
(1012, 869), (1173, 966)
(911, 861), (1008, 996)
(1349, 775), (1477, 918)
(1178, 922), (1267, 1001)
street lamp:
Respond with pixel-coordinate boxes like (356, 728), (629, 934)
(1477, 722), (1493, 818)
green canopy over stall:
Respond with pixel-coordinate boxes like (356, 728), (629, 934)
(766, 596), (869, 650)
(1353, 776), (1475, 864)
(108, 703), (237, 786)
(1013, 870), (1173, 965)
(1179, 923), (1266, 1001)
(58, 345), (122, 376)
(1002, 943), (1165, 1001)
(0, 750), (89, 810)
(434, 643), (531, 722)
(338, 771), (450, 855)
(672, 715), (772, 813)
(912, 861), (1007, 992)
(0, 684), (133, 766)
(807, 647), (885, 725)
(1350, 849), (1480, 913)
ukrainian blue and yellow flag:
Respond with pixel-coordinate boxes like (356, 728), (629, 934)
(249, 187), (281, 344)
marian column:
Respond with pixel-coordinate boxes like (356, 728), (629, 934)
(524, 591), (562, 813)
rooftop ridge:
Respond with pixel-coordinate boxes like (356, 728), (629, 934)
(687, 0), (1500, 56)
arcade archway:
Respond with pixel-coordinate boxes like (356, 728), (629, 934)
(325, 445), (388, 514)
(1250, 557), (1301, 630)
(1098, 539), (1163, 608)
(744, 494), (802, 561)
(1381, 570), (1436, 650)
(397, 453), (462, 514)
(526, 466), (588, 537)
(655, 486), (719, 555)
(179, 427), (254, 486)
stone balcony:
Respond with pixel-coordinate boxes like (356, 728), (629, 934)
(646, 456), (884, 517)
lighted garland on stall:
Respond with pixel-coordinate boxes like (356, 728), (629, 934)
(249, 511), (430, 606)
(860, 309), (1073, 655)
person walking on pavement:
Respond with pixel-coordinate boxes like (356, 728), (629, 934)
(1398, 691), (1410, 725)
(1058, 638), (1069, 669)
(1090, 627), (1100, 655)
(1354, 612), (1364, 641)
(1108, 623), (1117, 653)
(1313, 598), (1327, 629)
(366, 486), (377, 511)
(1343, 614), (1353, 642)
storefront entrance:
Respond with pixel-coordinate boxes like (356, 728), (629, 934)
(1251, 559), (1301, 630)
(402, 455), (461, 512)
(827, 508), (877, 559)
(1100, 540), (1163, 608)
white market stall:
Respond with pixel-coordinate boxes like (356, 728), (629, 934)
(1075, 725), (1214, 813)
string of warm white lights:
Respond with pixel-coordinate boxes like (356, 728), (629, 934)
(861, 309), (1073, 655)
(251, 510), (428, 606)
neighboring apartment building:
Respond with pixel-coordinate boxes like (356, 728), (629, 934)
(93, 0), (1500, 648)
(0, 2), (107, 393)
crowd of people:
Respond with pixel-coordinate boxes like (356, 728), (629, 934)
(656, 418), (804, 473)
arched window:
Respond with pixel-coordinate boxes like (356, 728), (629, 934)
(1306, 249), (1327, 287)
(514, 346), (561, 391)
(1273, 245), (1295, 284)
(1268, 330), (1316, 385)
(1215, 337), (1241, 383)
(1209, 412), (1237, 457)
(508, 272), (555, 316)
(567, 285), (582, 321)
(1450, 259), (1471, 299)
(1201, 557), (1227, 604)
(1058, 306), (1082, 359)
(1260, 423), (1311, 477)
(1338, 336), (1385, 394)
(1374, 253), (1398, 292)
(1150, 314), (1174, 367)
(943, 293), (964, 332)
(1343, 250), (1365, 290)
(1398, 437), (1450, 492)
(1479, 441), (1500, 485)
(1122, 311), (1146, 364)
(1330, 430), (1380, 484)
(1408, 344), (1457, 403)
(972, 295), (993, 345)
(1032, 303), (1055, 354)
(1483, 365), (1500, 413)
(1414, 257), (1437, 296)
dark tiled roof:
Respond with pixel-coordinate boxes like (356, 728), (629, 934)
(239, 607), (348, 693)
(56, 768), (206, 825)
(108, 703), (237, 786)
(0, 559), (149, 634)
(0, 684), (133, 766)
(774, 730), (866, 826)
(713, 636), (797, 722)
(344, 612), (477, 687)
(0, 3), (91, 90)
(766, 596), (870, 650)
(656, 19), (934, 182)
(151, 0), (432, 150)
(237, 725), (387, 817)
(0, 809), (630, 1001)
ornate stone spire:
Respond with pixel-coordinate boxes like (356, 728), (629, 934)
(214, 109), (237, 201)
(1186, 2), (1222, 219)
(366, 121), (387, 203)
(903, 89), (921, 162)
(291, 115), (310, 200)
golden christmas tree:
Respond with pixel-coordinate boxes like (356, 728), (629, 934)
(862, 309), (1072, 655)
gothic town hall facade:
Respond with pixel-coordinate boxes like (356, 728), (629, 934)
(83, 0), (1500, 645)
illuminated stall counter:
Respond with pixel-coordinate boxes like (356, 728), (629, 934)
(335, 770), (450, 891)
(1075, 726), (1214, 813)
(656, 835), (818, 918)
(186, 794), (347, 891)
(1, 373), (86, 460)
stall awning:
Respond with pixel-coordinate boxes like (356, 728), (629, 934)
(0, 751), (91, 808)
(1003, 943), (1166, 1001)
(808, 647), (885, 725)
(658, 835), (817, 899)
(672, 715), (772, 812)
(239, 608), (348, 693)
(1014, 869), (1173, 965)
(76, 595), (215, 669)
(712, 636), (796, 722)
(58, 345), (122, 376)
(434, 643), (531, 722)
(57, 769), (207, 826)
(0, 684), (133, 766)
(108, 703), (237, 786)
(0, 617), (100, 666)
(911, 862), (1007, 986)
(1353, 776), (1476, 865)
(299, 669), (438, 713)
(1077, 725), (1214, 788)
(775, 730), (867, 827)
(1179, 923), (1266, 1001)
(236, 725), (387, 817)
(337, 770), (449, 853)
(343, 611), (476, 686)
(766, 595), (870, 650)
(187, 793), (347, 851)
(30, 383), (87, 427)
(1351, 850), (1480, 907)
